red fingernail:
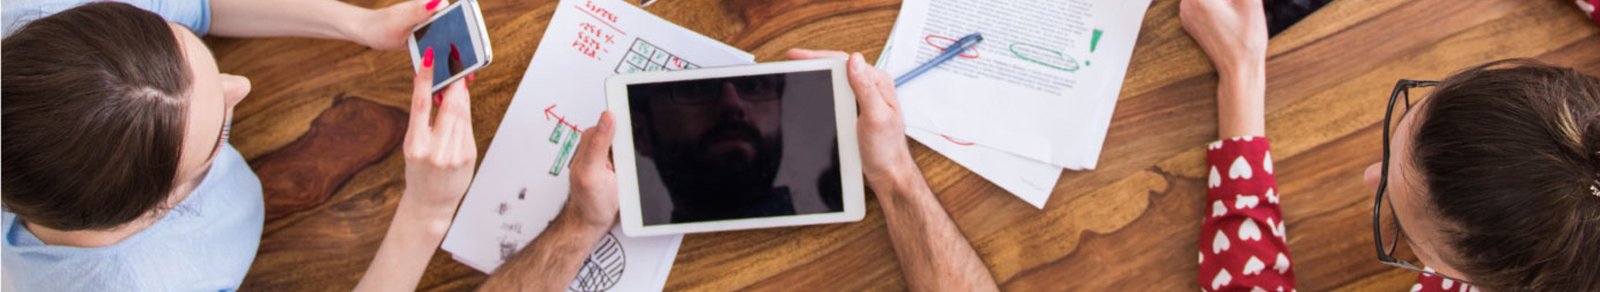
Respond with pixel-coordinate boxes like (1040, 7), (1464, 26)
(467, 73), (475, 82)
(426, 0), (442, 10)
(422, 47), (434, 67)
(434, 93), (442, 105)
(450, 44), (461, 63)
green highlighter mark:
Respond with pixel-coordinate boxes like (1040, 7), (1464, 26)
(550, 130), (581, 176)
(1010, 42), (1080, 72)
(1088, 29), (1103, 67)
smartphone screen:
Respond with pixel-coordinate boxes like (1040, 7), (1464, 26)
(413, 4), (481, 88)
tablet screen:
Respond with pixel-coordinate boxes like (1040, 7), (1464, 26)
(626, 70), (843, 225)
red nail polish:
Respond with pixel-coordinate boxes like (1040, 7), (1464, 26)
(422, 47), (434, 67)
(426, 0), (442, 10)
(467, 73), (475, 82)
(434, 93), (442, 105)
(449, 44), (461, 63)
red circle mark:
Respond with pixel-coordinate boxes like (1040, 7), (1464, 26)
(924, 35), (979, 59)
(941, 135), (976, 146)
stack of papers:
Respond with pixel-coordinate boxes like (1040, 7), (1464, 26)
(441, 0), (754, 290)
(877, 0), (1153, 208)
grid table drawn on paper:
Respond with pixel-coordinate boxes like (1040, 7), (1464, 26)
(440, 0), (756, 291)
(616, 39), (700, 73)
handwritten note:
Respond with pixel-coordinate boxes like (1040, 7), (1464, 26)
(441, 0), (754, 291)
(878, 0), (1152, 207)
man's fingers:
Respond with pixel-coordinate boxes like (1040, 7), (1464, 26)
(867, 58), (900, 109)
(847, 53), (887, 116)
(786, 48), (850, 60)
(409, 47), (438, 132)
(584, 112), (616, 166)
(571, 124), (599, 170)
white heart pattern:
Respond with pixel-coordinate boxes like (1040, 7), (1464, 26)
(1263, 151), (1273, 174)
(1443, 279), (1455, 290)
(1208, 141), (1223, 150)
(1265, 188), (1279, 204)
(1199, 252), (1205, 264)
(1267, 218), (1286, 239)
(1211, 269), (1233, 291)
(1238, 218), (1263, 241)
(1209, 166), (1222, 189)
(1274, 219), (1286, 239)
(1242, 256), (1266, 275)
(1211, 200), (1228, 217)
(1411, 284), (1423, 292)
(1235, 195), (1260, 209)
(1212, 230), (1231, 254)
(1229, 156), (1253, 180)
(1274, 253), (1291, 274)
(1250, 287), (1268, 292)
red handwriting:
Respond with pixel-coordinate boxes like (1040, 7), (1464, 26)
(582, 0), (617, 23)
(574, 2), (627, 36)
(941, 134), (976, 146)
(924, 34), (980, 59)
(544, 104), (584, 133)
(571, 22), (611, 60)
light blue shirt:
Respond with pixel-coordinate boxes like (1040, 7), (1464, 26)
(1, 0), (211, 38)
(2, 144), (265, 292)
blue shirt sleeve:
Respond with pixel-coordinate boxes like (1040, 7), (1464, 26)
(1, 0), (212, 37)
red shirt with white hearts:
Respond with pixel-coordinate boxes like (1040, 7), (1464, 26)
(1199, 137), (1480, 292)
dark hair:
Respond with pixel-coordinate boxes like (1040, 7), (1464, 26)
(1, 2), (194, 231)
(1412, 59), (1600, 292)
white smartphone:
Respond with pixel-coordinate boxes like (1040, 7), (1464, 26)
(408, 0), (493, 92)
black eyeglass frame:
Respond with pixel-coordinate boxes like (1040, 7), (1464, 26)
(1371, 79), (1473, 285)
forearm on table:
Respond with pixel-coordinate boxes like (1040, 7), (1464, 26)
(874, 167), (1001, 292)
(208, 0), (369, 41)
(476, 207), (610, 292)
(1215, 60), (1267, 139)
(353, 193), (453, 292)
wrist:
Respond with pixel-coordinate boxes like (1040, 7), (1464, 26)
(876, 160), (928, 201)
(336, 7), (378, 44)
(396, 191), (456, 237)
(553, 205), (612, 237)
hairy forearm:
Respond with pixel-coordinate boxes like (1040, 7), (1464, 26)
(1216, 60), (1266, 138)
(477, 208), (610, 292)
(352, 193), (453, 292)
(874, 166), (1001, 292)
(208, 0), (368, 41)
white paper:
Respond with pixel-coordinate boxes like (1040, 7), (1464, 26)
(876, 0), (1151, 207)
(882, 0), (1150, 170)
(441, 0), (754, 291)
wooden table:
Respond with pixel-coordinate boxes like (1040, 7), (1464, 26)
(215, 0), (1600, 290)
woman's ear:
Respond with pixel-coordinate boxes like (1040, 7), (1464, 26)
(220, 73), (251, 107)
(1363, 162), (1382, 194)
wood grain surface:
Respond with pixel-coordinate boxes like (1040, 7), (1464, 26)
(210, 0), (1600, 290)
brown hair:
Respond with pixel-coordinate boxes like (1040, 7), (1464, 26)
(1413, 59), (1600, 292)
(1, 2), (194, 231)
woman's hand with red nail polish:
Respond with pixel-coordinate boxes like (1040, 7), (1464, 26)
(350, 0), (446, 51)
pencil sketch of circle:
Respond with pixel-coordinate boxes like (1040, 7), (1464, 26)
(569, 232), (625, 292)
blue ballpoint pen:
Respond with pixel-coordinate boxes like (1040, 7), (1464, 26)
(893, 32), (983, 87)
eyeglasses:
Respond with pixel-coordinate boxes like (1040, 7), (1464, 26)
(657, 76), (782, 105)
(1373, 79), (1473, 285)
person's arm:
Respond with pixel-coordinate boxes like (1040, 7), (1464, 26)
(1182, 1), (1296, 291)
(787, 49), (1000, 292)
(352, 51), (478, 292)
(208, 0), (440, 50)
(477, 112), (621, 292)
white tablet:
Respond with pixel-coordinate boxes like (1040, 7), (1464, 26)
(606, 58), (865, 237)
